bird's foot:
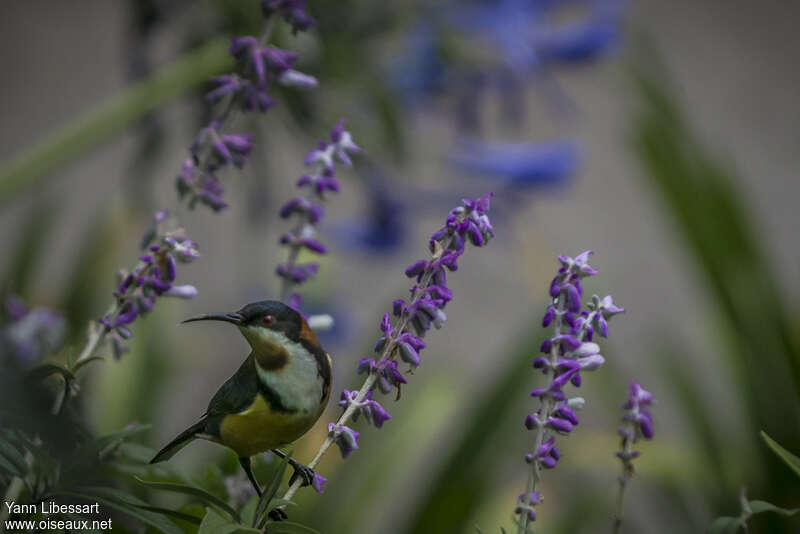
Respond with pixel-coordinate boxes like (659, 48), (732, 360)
(288, 459), (316, 488)
(267, 508), (288, 522)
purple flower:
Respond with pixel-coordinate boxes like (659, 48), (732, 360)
(276, 121), (360, 300)
(518, 250), (624, 523)
(2, 299), (66, 364)
(275, 262), (319, 283)
(328, 423), (360, 458)
(514, 492), (541, 522)
(311, 471), (327, 494)
(206, 75), (243, 104)
(339, 390), (392, 429)
(100, 215), (199, 358)
(357, 358), (407, 395)
(261, 0), (316, 34)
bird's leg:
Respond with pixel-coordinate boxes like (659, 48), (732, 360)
(238, 456), (262, 497)
(271, 449), (316, 488)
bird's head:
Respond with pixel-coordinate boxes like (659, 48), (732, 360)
(183, 300), (321, 362)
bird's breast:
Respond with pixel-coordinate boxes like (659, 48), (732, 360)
(219, 394), (321, 457)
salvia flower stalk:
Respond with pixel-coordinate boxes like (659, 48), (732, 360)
(70, 212), (200, 370)
(177, 3), (317, 211)
(278, 193), (495, 502)
(277, 121), (361, 305)
(516, 251), (625, 531)
(613, 382), (655, 534)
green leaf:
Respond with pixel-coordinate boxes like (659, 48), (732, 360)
(135, 476), (241, 523)
(0, 434), (29, 478)
(761, 431), (800, 479)
(132, 504), (204, 525)
(253, 453), (289, 528)
(268, 521), (322, 534)
(3, 193), (57, 298)
(198, 508), (260, 534)
(707, 517), (745, 534)
(56, 487), (184, 534)
(748, 500), (800, 517)
(0, 38), (233, 203)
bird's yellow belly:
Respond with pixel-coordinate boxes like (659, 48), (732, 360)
(219, 394), (319, 457)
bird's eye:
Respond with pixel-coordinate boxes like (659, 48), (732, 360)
(262, 315), (274, 326)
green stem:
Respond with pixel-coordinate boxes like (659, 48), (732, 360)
(0, 38), (232, 203)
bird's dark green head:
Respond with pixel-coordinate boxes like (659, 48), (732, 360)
(183, 300), (313, 354)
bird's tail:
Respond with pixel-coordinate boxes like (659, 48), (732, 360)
(150, 420), (206, 464)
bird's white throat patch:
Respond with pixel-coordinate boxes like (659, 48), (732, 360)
(240, 325), (322, 415)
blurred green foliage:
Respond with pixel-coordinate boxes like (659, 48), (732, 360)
(631, 48), (800, 532)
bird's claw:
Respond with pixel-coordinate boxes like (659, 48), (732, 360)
(268, 508), (288, 522)
(288, 460), (316, 488)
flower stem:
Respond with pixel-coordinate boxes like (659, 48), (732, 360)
(613, 420), (635, 533)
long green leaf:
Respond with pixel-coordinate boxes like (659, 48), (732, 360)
(749, 500), (800, 517)
(0, 38), (231, 203)
(132, 504), (204, 526)
(761, 431), (800, 479)
(254, 453), (290, 528)
(135, 476), (241, 523)
(707, 517), (745, 534)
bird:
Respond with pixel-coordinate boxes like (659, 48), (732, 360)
(150, 300), (332, 501)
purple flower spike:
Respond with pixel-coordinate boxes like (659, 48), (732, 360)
(276, 122), (361, 301)
(518, 251), (625, 523)
(615, 381), (655, 514)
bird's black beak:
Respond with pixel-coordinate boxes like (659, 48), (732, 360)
(182, 312), (243, 326)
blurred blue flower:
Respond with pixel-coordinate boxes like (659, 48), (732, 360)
(388, 24), (447, 104)
(450, 139), (579, 188)
(329, 164), (407, 254)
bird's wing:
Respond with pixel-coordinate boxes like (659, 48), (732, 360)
(204, 354), (260, 435)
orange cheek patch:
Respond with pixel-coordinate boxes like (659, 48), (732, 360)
(299, 320), (320, 347)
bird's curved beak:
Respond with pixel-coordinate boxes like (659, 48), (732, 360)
(182, 312), (243, 325)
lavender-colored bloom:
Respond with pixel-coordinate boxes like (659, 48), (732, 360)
(614, 381), (655, 528)
(276, 121), (360, 304)
(275, 262), (319, 283)
(2, 300), (66, 364)
(311, 471), (327, 494)
(206, 75), (243, 104)
(517, 250), (623, 524)
(261, 0), (316, 34)
(100, 211), (198, 357)
(326, 194), (493, 468)
(514, 491), (541, 522)
(339, 390), (392, 429)
(328, 423), (360, 459)
(357, 358), (407, 395)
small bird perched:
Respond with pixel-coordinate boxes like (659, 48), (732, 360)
(150, 300), (332, 499)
